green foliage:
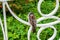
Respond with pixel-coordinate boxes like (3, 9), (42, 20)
(0, 0), (60, 40)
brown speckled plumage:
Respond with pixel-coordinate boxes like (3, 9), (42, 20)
(29, 12), (36, 33)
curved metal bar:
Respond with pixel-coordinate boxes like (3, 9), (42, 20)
(0, 0), (12, 2)
(36, 16), (60, 27)
(5, 2), (30, 26)
(37, 0), (59, 16)
(48, 26), (57, 40)
(37, 20), (60, 27)
(27, 26), (32, 40)
(0, 18), (6, 40)
(37, 16), (59, 23)
(37, 26), (57, 40)
(5, 1), (60, 27)
(0, 0), (59, 40)
(2, 1), (8, 40)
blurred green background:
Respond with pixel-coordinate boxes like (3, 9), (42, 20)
(0, 0), (60, 40)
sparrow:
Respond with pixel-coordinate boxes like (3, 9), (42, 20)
(28, 12), (36, 33)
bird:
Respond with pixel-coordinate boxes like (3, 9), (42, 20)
(28, 12), (36, 33)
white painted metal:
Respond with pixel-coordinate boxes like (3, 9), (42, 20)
(0, 18), (6, 40)
(0, 0), (60, 40)
(37, 0), (59, 16)
(0, 0), (13, 2)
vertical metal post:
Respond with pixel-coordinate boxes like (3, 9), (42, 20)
(2, 1), (8, 40)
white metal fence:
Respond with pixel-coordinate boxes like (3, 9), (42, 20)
(0, 0), (60, 40)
